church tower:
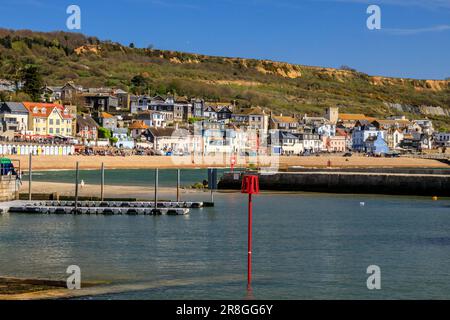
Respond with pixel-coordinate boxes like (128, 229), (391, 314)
(326, 107), (339, 124)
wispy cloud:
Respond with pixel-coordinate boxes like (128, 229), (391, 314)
(383, 24), (450, 35)
(127, 0), (201, 10)
(0, 0), (47, 7)
(216, 0), (450, 11)
(312, 0), (450, 10)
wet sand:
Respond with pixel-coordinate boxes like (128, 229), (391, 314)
(0, 274), (245, 300)
(8, 154), (449, 171)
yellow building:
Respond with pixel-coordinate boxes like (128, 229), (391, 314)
(23, 102), (74, 137)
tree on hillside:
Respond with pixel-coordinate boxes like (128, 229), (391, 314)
(9, 92), (32, 102)
(340, 65), (357, 72)
(21, 63), (43, 101)
(130, 74), (149, 95)
(4, 58), (22, 91)
(129, 42), (135, 48)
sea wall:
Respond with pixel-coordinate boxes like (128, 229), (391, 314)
(218, 171), (450, 196)
(0, 175), (19, 201)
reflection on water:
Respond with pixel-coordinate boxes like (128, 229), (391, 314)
(2, 170), (450, 299)
(22, 168), (228, 188)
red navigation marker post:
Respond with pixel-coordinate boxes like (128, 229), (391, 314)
(241, 175), (260, 289)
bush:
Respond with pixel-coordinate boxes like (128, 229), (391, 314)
(98, 127), (111, 139)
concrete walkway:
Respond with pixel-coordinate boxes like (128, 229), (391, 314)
(0, 200), (32, 214)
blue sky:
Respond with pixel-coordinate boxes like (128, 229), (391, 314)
(0, 0), (449, 79)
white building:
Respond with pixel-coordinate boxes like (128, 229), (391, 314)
(269, 130), (303, 155)
(434, 132), (450, 147)
(297, 132), (322, 153)
(136, 111), (166, 128)
(0, 102), (29, 134)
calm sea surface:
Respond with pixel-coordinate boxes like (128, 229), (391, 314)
(1, 169), (450, 299)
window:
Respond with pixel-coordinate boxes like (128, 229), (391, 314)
(56, 119), (60, 125)
(41, 108), (46, 114)
(49, 128), (53, 133)
(49, 119), (53, 125)
(56, 128), (60, 134)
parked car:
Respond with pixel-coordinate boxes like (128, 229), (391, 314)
(343, 152), (352, 157)
(385, 152), (400, 158)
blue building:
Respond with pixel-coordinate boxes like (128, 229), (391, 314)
(352, 122), (385, 152)
(365, 132), (389, 155)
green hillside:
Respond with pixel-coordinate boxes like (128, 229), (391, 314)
(0, 29), (449, 130)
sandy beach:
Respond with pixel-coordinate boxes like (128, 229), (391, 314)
(7, 154), (449, 171)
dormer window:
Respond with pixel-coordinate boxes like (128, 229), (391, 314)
(33, 107), (38, 113)
(64, 109), (69, 115)
(41, 107), (46, 114)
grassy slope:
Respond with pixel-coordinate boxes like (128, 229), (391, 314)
(0, 29), (449, 129)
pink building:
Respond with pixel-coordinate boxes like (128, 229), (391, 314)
(325, 135), (347, 152)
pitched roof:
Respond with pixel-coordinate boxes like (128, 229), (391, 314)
(0, 102), (28, 114)
(278, 131), (298, 139)
(272, 115), (297, 123)
(22, 102), (72, 119)
(147, 127), (189, 137)
(151, 95), (166, 102)
(235, 106), (265, 116)
(100, 112), (114, 118)
(114, 89), (128, 94)
(76, 115), (99, 129)
(204, 105), (218, 112)
(339, 113), (376, 122)
(243, 106), (265, 115)
(218, 106), (232, 113)
(128, 120), (149, 130)
(374, 119), (411, 127)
